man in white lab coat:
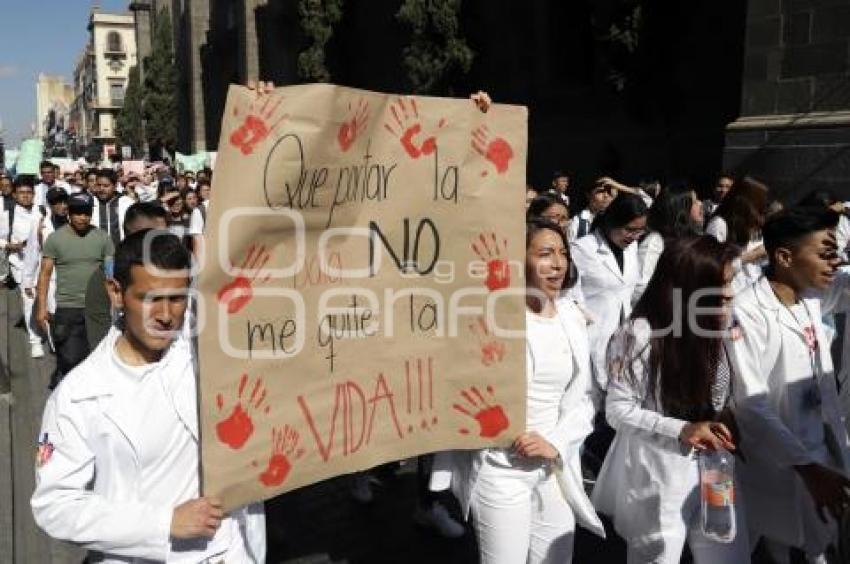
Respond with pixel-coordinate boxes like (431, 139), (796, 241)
(31, 230), (266, 562)
(1, 177), (45, 358)
(728, 207), (850, 564)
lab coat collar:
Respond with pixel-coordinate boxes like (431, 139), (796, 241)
(752, 275), (812, 339)
(591, 230), (625, 283)
(68, 327), (198, 440)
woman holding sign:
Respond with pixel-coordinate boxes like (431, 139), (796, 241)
(454, 218), (605, 564)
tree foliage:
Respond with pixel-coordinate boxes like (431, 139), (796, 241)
(397, 0), (474, 94)
(298, 0), (344, 82)
(116, 65), (144, 155)
(144, 8), (178, 156)
(592, 1), (644, 92)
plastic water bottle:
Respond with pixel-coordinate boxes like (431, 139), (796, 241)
(699, 448), (736, 543)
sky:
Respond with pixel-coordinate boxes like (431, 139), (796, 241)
(0, 0), (129, 147)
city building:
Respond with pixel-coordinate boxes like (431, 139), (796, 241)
(36, 74), (74, 157)
(71, 8), (138, 158)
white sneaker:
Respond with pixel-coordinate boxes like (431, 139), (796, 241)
(31, 343), (45, 359)
(350, 473), (373, 504)
(414, 501), (465, 538)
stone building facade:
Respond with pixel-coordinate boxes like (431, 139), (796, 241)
(128, 0), (264, 153)
(724, 0), (850, 201)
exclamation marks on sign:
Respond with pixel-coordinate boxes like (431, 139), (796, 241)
(405, 357), (437, 434)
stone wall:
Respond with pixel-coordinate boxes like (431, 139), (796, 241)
(724, 0), (850, 201)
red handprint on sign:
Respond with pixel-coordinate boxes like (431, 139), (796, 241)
(259, 425), (305, 487)
(337, 98), (369, 152)
(454, 385), (510, 438)
(228, 93), (288, 155)
(470, 316), (506, 367)
(383, 97), (446, 159)
(217, 244), (272, 315)
(216, 374), (269, 450)
(472, 125), (514, 176)
(471, 233), (510, 292)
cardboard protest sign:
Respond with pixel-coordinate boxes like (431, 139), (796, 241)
(123, 160), (145, 177)
(176, 151), (208, 173)
(49, 157), (77, 175)
(16, 140), (44, 175)
(4, 149), (19, 170)
(198, 84), (527, 510)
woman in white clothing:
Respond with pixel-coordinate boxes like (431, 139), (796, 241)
(704, 176), (768, 289)
(461, 219), (605, 564)
(570, 193), (648, 398)
(635, 182), (704, 301)
(592, 235), (750, 563)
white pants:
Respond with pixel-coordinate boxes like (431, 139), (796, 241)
(21, 288), (41, 345)
(626, 478), (750, 564)
(471, 453), (575, 564)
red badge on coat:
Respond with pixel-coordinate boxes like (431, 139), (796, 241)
(36, 433), (54, 468)
(803, 325), (818, 352)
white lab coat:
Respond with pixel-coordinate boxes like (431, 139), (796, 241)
(592, 319), (749, 562)
(635, 231), (664, 301)
(727, 275), (850, 551)
(0, 204), (41, 285)
(434, 299), (605, 539)
(570, 230), (640, 397)
(704, 216), (764, 292)
(836, 215), (850, 262)
(91, 194), (134, 240)
(31, 328), (266, 563)
(34, 180), (70, 207)
(567, 208), (594, 242)
(23, 212), (57, 311)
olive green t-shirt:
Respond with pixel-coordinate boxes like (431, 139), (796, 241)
(42, 225), (114, 308)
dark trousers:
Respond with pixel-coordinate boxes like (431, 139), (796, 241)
(50, 307), (90, 389)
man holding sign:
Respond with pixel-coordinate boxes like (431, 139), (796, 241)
(31, 230), (266, 562)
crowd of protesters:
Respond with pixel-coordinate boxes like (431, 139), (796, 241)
(0, 85), (849, 564)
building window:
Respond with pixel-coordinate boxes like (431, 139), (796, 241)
(107, 31), (123, 53)
(110, 82), (124, 106)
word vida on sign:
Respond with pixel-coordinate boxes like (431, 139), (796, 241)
(199, 84), (527, 511)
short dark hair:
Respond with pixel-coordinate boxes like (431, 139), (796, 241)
(114, 229), (191, 290)
(591, 192), (648, 234)
(13, 175), (36, 190)
(763, 206), (840, 261)
(96, 169), (116, 185)
(124, 202), (167, 234)
(39, 160), (54, 171)
(527, 192), (568, 220)
(46, 189), (69, 206)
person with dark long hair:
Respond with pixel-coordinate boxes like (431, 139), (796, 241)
(527, 192), (569, 234)
(705, 176), (768, 290)
(635, 181), (704, 299)
(592, 236), (749, 563)
(454, 219), (604, 563)
(571, 193), (648, 398)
